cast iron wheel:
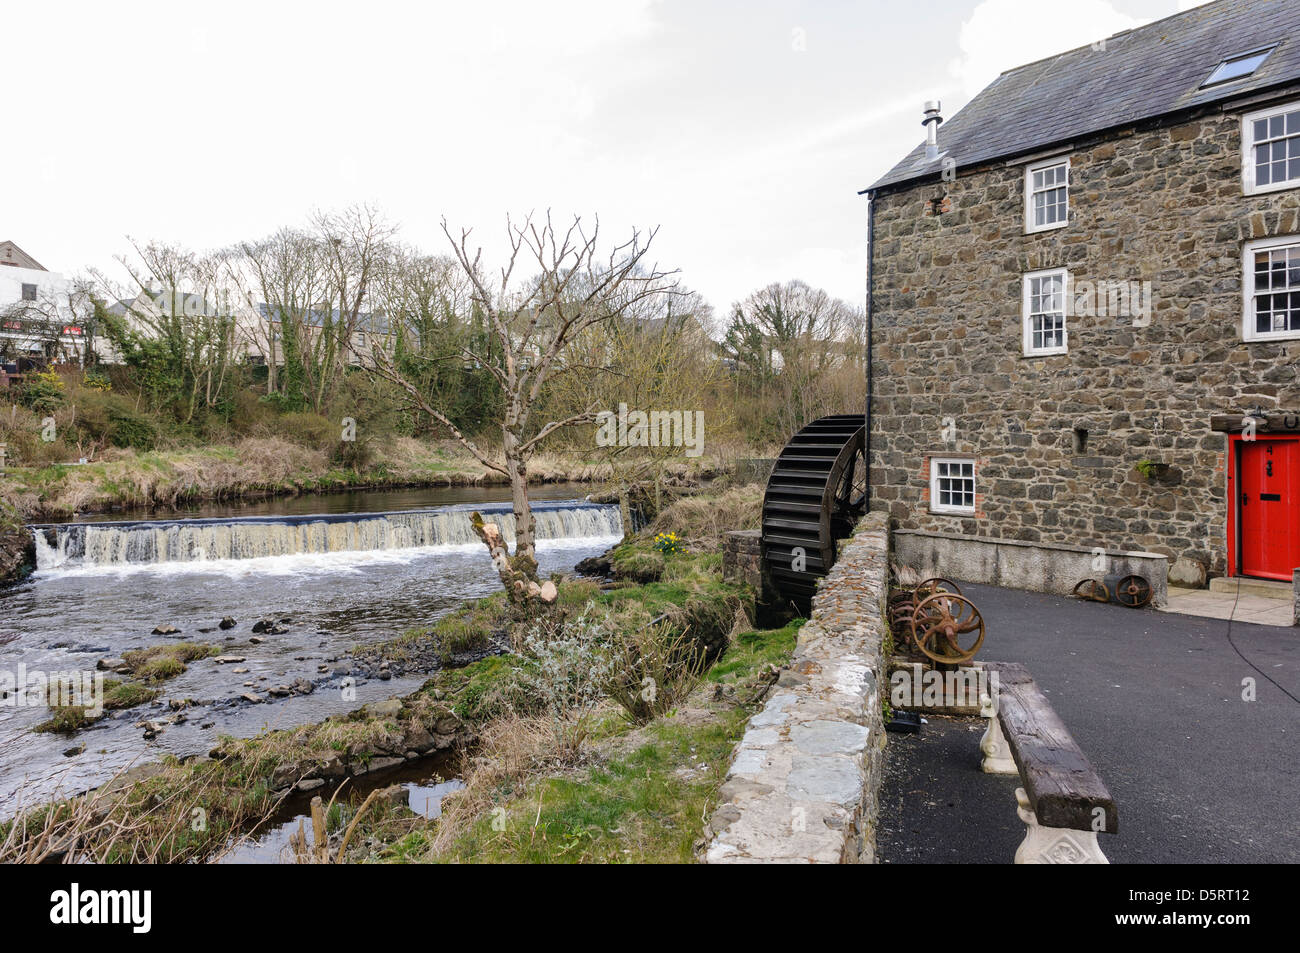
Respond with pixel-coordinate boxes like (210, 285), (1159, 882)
(912, 592), (986, 664)
(1114, 574), (1153, 608)
(915, 577), (963, 600)
(760, 414), (867, 613)
(1072, 578), (1110, 603)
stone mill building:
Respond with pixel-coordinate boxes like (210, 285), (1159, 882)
(861, 0), (1300, 587)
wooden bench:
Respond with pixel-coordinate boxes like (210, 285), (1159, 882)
(977, 661), (1117, 864)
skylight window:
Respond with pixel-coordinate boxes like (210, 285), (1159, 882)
(1202, 47), (1274, 88)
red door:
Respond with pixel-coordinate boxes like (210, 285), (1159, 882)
(1238, 437), (1300, 580)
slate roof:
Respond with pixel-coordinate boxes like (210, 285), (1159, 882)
(866, 0), (1300, 193)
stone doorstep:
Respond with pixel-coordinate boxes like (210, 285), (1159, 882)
(1208, 576), (1293, 600)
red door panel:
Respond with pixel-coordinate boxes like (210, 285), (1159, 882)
(1239, 438), (1300, 581)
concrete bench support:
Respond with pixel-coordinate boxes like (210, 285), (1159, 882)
(1013, 788), (1109, 865)
(981, 662), (1117, 865)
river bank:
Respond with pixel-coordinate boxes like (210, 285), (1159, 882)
(0, 486), (775, 863)
(0, 435), (730, 583)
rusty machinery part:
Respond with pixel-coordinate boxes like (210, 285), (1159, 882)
(912, 592), (986, 664)
(1072, 578), (1111, 603)
(915, 577), (963, 599)
(760, 414), (867, 613)
(1113, 574), (1153, 608)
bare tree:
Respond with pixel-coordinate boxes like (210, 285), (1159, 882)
(366, 212), (678, 603)
(546, 284), (721, 534)
(95, 240), (239, 423)
(0, 278), (97, 365)
(721, 280), (865, 442)
(236, 227), (330, 401)
(314, 205), (398, 400)
(233, 207), (396, 412)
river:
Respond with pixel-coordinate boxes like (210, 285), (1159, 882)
(0, 484), (621, 816)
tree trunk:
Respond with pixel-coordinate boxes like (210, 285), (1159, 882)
(504, 427), (536, 566)
(618, 489), (633, 542)
(470, 512), (555, 610)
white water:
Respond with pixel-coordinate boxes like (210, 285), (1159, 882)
(34, 503), (622, 571)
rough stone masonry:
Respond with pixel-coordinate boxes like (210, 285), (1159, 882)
(704, 512), (888, 863)
(869, 103), (1300, 575)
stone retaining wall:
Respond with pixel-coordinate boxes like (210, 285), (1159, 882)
(894, 529), (1169, 606)
(722, 530), (763, 590)
(704, 511), (889, 863)
(1294, 568), (1300, 627)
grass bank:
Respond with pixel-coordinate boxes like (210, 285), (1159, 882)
(1, 437), (625, 522)
(1, 484), (784, 863)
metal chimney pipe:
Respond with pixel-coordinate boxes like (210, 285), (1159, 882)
(923, 101), (943, 160)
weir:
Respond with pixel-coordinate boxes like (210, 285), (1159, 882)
(31, 500), (621, 569)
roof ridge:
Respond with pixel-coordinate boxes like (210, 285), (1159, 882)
(994, 0), (1235, 80)
(865, 0), (1295, 193)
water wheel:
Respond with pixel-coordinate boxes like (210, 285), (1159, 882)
(760, 414), (867, 612)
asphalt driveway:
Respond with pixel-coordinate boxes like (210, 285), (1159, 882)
(878, 582), (1300, 864)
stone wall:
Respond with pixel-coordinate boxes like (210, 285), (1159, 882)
(1294, 568), (1300, 627)
(704, 512), (888, 863)
(722, 529), (763, 590)
(870, 90), (1300, 575)
(894, 529), (1169, 606)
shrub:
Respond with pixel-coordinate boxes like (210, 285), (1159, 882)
(106, 403), (159, 451)
(603, 618), (706, 724)
(19, 369), (66, 415)
(269, 412), (338, 453)
(514, 608), (612, 761)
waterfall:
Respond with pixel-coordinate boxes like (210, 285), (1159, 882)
(32, 501), (622, 570)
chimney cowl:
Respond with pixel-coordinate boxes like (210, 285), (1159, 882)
(922, 101), (943, 159)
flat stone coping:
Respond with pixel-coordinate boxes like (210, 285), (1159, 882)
(704, 511), (889, 864)
(893, 529), (1167, 562)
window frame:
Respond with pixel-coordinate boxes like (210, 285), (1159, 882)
(1022, 267), (1071, 357)
(929, 456), (976, 517)
(1243, 100), (1300, 196)
(1024, 155), (1071, 234)
(20, 283), (37, 302)
(1242, 235), (1300, 342)
(1202, 46), (1274, 89)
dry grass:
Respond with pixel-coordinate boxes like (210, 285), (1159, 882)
(422, 711), (560, 856)
(648, 485), (763, 544)
(892, 562), (923, 589)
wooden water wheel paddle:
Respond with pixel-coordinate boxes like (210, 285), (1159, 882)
(760, 414), (866, 613)
(1114, 574), (1153, 608)
(912, 592), (985, 664)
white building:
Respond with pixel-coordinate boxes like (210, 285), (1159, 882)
(0, 240), (88, 363)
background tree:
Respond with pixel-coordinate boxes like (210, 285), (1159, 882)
(720, 279), (865, 444)
(372, 247), (502, 437)
(95, 241), (239, 427)
(366, 212), (678, 602)
(545, 284), (722, 534)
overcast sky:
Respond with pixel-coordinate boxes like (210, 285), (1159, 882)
(6, 0), (1210, 315)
